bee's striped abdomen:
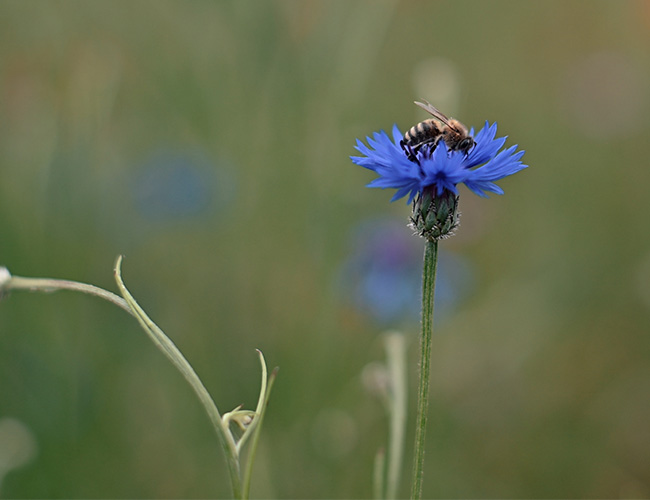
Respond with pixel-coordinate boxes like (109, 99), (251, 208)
(400, 102), (475, 162)
(404, 119), (441, 151)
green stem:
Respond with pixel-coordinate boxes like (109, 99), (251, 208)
(242, 361), (278, 500)
(411, 239), (438, 500)
(112, 257), (242, 498)
(1, 275), (133, 316)
(1, 262), (244, 498)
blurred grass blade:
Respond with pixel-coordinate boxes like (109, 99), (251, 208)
(385, 332), (407, 500)
(373, 447), (386, 500)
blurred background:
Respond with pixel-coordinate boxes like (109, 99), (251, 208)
(1, 0), (649, 497)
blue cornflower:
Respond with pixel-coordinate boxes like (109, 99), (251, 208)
(351, 120), (527, 240)
(352, 122), (526, 202)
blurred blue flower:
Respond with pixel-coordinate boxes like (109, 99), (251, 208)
(339, 218), (474, 327)
(132, 148), (235, 221)
(351, 122), (527, 202)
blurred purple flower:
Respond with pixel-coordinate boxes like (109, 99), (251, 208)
(339, 218), (474, 327)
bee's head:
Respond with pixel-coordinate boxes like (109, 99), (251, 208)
(458, 136), (475, 155)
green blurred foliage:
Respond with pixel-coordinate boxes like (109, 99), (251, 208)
(1, 0), (649, 498)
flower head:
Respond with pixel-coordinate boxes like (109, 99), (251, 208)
(351, 119), (527, 240)
(352, 121), (526, 202)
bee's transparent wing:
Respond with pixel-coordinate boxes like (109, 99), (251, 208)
(414, 100), (451, 126)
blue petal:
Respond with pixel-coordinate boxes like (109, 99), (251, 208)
(464, 180), (504, 197)
(467, 146), (527, 183)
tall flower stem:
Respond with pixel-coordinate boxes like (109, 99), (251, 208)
(411, 238), (438, 500)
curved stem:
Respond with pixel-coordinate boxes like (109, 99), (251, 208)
(241, 358), (278, 500)
(1, 275), (133, 316)
(1, 262), (244, 498)
(113, 257), (242, 497)
(411, 239), (438, 500)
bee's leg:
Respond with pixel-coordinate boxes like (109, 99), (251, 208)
(400, 140), (419, 163)
(423, 138), (439, 154)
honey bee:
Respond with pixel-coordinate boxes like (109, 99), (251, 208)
(400, 100), (475, 162)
